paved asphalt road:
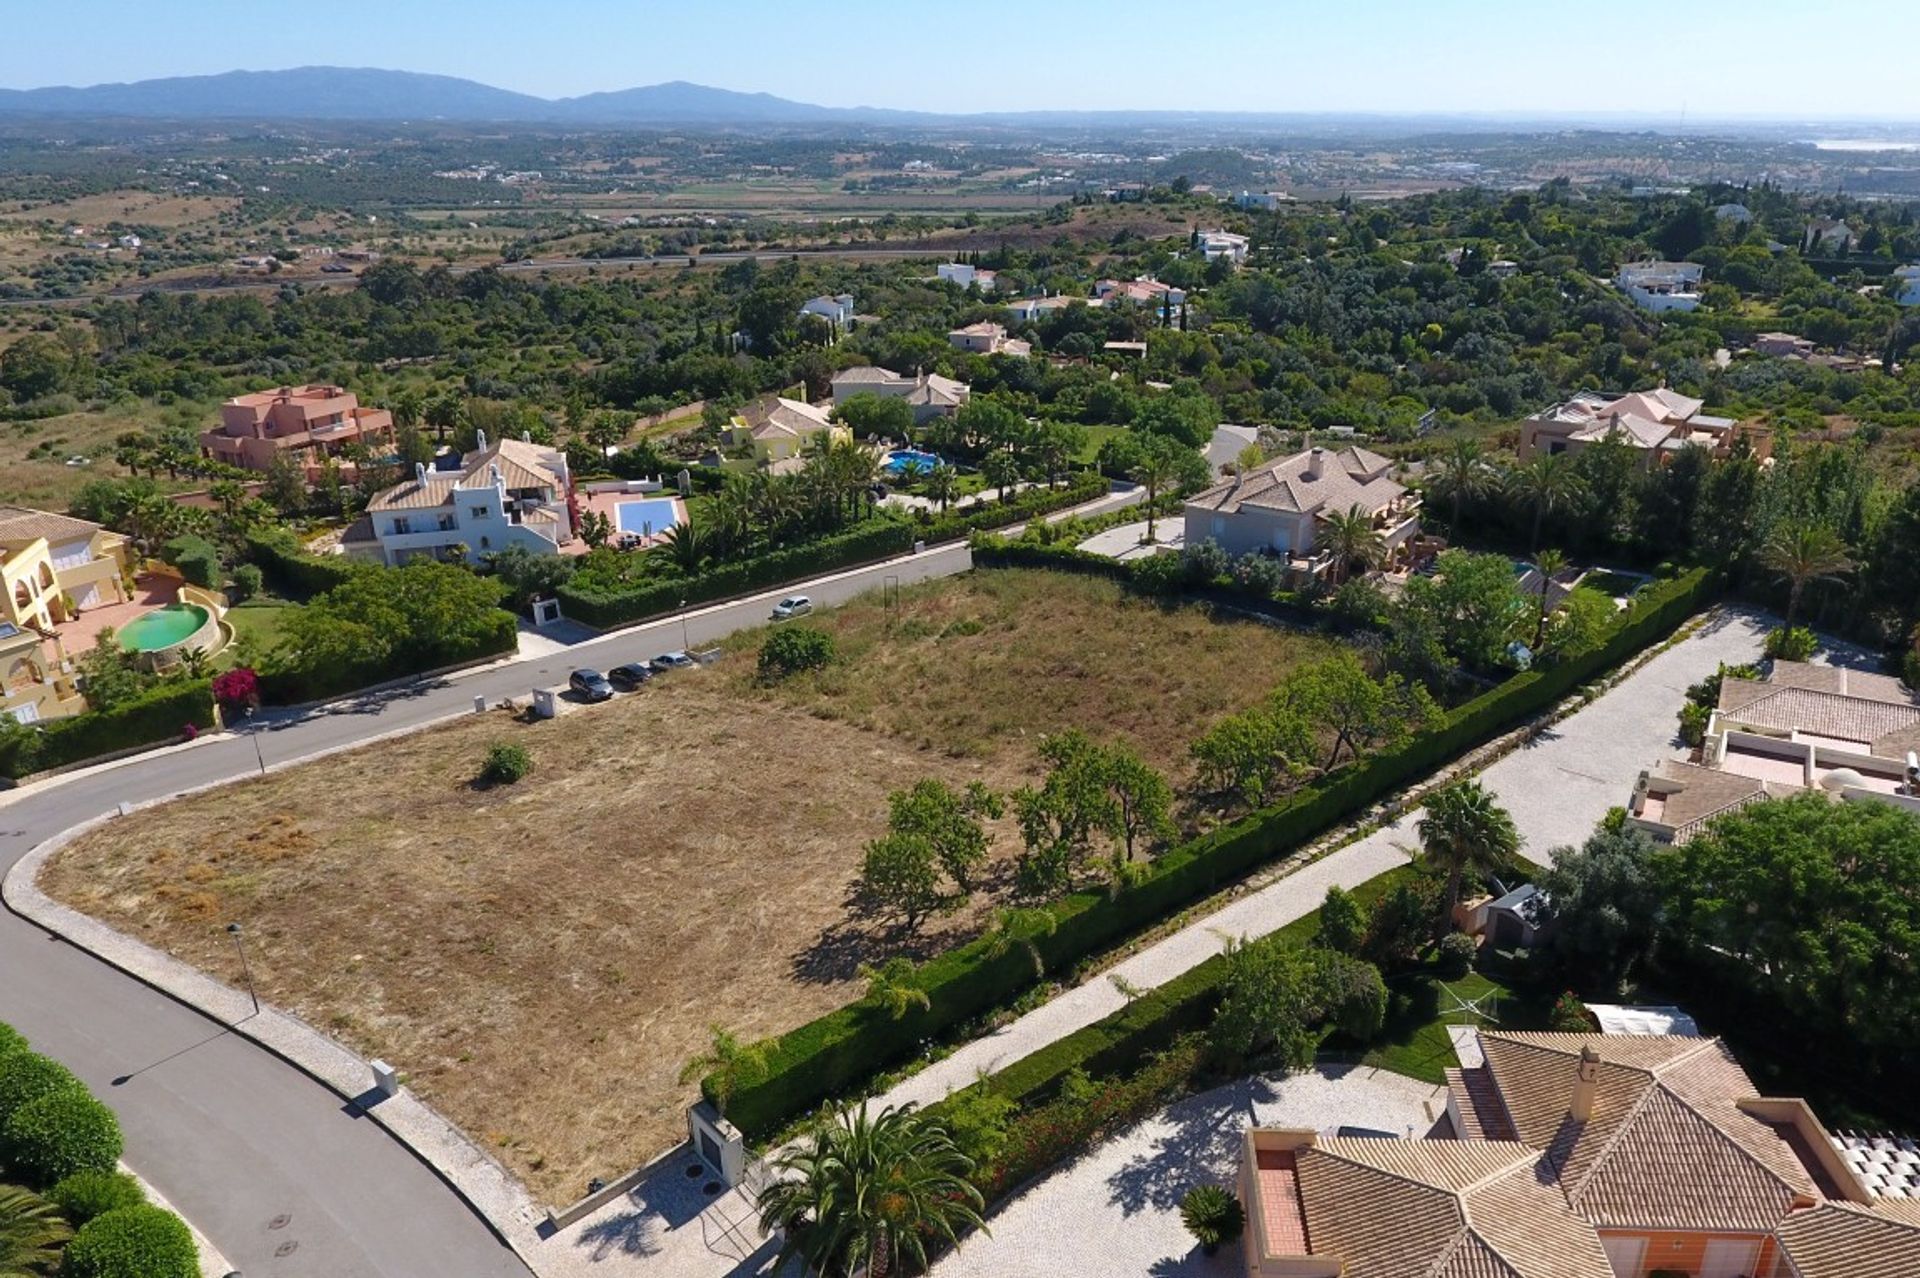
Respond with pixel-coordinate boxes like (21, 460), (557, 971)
(0, 493), (1135, 1278)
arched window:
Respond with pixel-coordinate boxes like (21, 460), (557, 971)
(13, 581), (30, 611)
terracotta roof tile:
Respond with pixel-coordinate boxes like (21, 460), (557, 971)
(1775, 1202), (1920, 1278)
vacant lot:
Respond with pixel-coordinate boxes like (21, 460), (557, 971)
(721, 568), (1337, 773)
(45, 569), (1331, 1202)
(0, 405), (205, 509)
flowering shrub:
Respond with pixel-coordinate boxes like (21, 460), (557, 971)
(211, 666), (260, 715)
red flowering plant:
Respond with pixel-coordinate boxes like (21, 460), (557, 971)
(211, 666), (261, 717)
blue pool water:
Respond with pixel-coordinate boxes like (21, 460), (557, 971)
(614, 496), (684, 536)
(882, 448), (944, 476)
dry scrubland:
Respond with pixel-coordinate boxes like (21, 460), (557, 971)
(46, 569), (1334, 1200)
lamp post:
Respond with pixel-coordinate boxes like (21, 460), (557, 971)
(226, 923), (259, 1017)
(244, 705), (265, 776)
(680, 598), (690, 653)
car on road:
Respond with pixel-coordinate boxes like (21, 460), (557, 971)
(650, 651), (696, 672)
(568, 669), (614, 702)
(608, 662), (653, 691)
(771, 595), (813, 620)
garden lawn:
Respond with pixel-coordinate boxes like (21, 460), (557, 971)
(718, 567), (1341, 772)
(1358, 969), (1541, 1085)
(221, 598), (299, 663)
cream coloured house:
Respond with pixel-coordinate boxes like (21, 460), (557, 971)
(725, 396), (849, 464)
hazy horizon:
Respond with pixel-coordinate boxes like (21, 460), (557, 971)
(6, 0), (1920, 123)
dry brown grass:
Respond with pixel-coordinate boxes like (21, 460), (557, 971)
(44, 569), (1333, 1203)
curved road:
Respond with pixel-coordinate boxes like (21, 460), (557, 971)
(0, 492), (1136, 1277)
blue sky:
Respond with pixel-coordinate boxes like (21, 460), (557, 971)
(6, 0), (1919, 119)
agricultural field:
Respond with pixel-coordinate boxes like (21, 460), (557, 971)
(44, 568), (1334, 1201)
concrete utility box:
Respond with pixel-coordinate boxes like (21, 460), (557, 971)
(677, 468), (693, 497)
(370, 1059), (400, 1098)
(688, 1100), (749, 1187)
(531, 597), (563, 627)
(531, 687), (561, 720)
(473, 695), (487, 715)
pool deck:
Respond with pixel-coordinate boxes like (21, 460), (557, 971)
(573, 491), (685, 552)
(45, 572), (182, 659)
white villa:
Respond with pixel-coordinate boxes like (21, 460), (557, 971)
(1628, 661), (1920, 844)
(936, 263), (1001, 291)
(828, 366), (970, 423)
(346, 434), (573, 566)
(1196, 229), (1251, 266)
(1892, 264), (1920, 306)
(1182, 444), (1421, 578)
(1615, 261), (1704, 313)
(798, 293), (856, 330)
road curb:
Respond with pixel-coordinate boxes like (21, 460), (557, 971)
(2, 818), (553, 1273)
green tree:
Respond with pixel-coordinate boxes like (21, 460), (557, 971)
(1211, 937), (1387, 1066)
(1011, 730), (1118, 897)
(1529, 547), (1568, 649)
(584, 410), (628, 460)
(756, 1102), (985, 1278)
(1126, 433), (1188, 542)
(923, 464), (960, 514)
(1757, 522), (1853, 628)
(1542, 585), (1614, 660)
(1318, 505), (1386, 585)
(1538, 825), (1664, 993)
(0, 1185), (70, 1277)
(981, 449), (1021, 503)
(834, 393), (914, 440)
(1100, 743), (1175, 879)
(1417, 781), (1521, 939)
(759, 626), (837, 680)
(1316, 884), (1366, 956)
(677, 1026), (770, 1120)
(1427, 437), (1495, 535)
(857, 958), (931, 1021)
(1508, 454), (1587, 551)
(858, 833), (946, 932)
(887, 779), (1000, 893)
(1395, 550), (1529, 674)
(982, 905), (1057, 977)
(1286, 652), (1440, 772)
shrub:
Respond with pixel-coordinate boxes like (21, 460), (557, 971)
(0, 680), (216, 780)
(479, 742), (532, 787)
(48, 1170), (145, 1225)
(243, 528), (357, 600)
(161, 534), (221, 589)
(1764, 625), (1819, 662)
(758, 626), (836, 679)
(227, 562), (264, 603)
(0, 1090), (123, 1185)
(211, 666), (260, 716)
(1316, 885), (1366, 956)
(0, 1052), (83, 1126)
(0, 1021), (25, 1060)
(1550, 990), (1592, 1032)
(1178, 1184), (1245, 1254)
(59, 1205), (198, 1278)
(1437, 931), (1479, 979)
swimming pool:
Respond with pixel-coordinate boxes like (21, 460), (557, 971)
(118, 604), (210, 652)
(613, 496), (685, 537)
(882, 448), (944, 476)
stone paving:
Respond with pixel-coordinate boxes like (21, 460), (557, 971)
(1075, 517), (1183, 560)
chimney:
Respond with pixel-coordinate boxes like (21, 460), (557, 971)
(522, 431), (532, 444)
(1570, 1044), (1600, 1122)
(475, 428), (489, 453)
(1305, 447), (1326, 480)
(414, 462), (427, 485)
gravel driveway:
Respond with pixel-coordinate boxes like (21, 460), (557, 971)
(931, 1066), (1443, 1278)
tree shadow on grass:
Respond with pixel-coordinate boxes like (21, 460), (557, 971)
(1105, 1075), (1285, 1217)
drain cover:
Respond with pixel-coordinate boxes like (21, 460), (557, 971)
(268, 1213), (291, 1231)
(275, 1240), (299, 1258)
(684, 1165), (702, 1179)
(703, 1180), (723, 1196)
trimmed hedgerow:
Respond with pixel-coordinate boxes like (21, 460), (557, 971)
(0, 1089), (123, 1185)
(716, 568), (1717, 1139)
(0, 680), (216, 781)
(59, 1204), (198, 1278)
(0, 1021), (25, 1060)
(48, 1169), (146, 1225)
(0, 1051), (85, 1126)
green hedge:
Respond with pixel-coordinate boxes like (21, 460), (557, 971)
(717, 567), (1717, 1138)
(254, 608), (518, 706)
(49, 1170), (147, 1226)
(0, 1089), (123, 1185)
(60, 1205), (199, 1278)
(243, 528), (359, 600)
(970, 538), (1318, 626)
(160, 534), (221, 590)
(557, 473), (1111, 629)
(0, 1023), (24, 1060)
(0, 1052), (83, 1126)
(0, 679), (216, 781)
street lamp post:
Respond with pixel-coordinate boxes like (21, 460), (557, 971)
(226, 923), (259, 1017)
(244, 706), (265, 776)
(680, 598), (690, 653)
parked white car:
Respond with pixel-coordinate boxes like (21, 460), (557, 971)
(771, 595), (813, 620)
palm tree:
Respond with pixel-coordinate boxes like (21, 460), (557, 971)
(923, 464), (960, 515)
(1318, 505), (1386, 585)
(1417, 780), (1520, 940)
(659, 524), (707, 574)
(1758, 523), (1854, 628)
(982, 905), (1057, 978)
(1530, 547), (1568, 649)
(0, 1184), (72, 1277)
(981, 450), (1020, 503)
(858, 958), (931, 1021)
(1127, 441), (1179, 543)
(757, 1102), (986, 1278)
(1508, 454), (1586, 551)
(677, 1025), (771, 1120)
(1427, 437), (1493, 535)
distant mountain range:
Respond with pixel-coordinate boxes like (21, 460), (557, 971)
(0, 67), (930, 126)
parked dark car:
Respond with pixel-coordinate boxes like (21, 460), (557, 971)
(569, 669), (614, 702)
(608, 662), (653, 690)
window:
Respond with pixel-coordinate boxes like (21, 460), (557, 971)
(1599, 1236), (1645, 1276)
(437, 515), (456, 532)
(1700, 1239), (1761, 1278)
(471, 506), (490, 521)
(392, 517), (412, 536)
(1547, 441), (1567, 456)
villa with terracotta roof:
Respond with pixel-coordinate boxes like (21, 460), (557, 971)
(827, 366), (970, 424)
(200, 383), (395, 482)
(1627, 660), (1920, 844)
(723, 395), (849, 464)
(946, 321), (1032, 358)
(342, 433), (573, 566)
(1243, 1028), (1920, 1277)
(1518, 389), (1770, 468)
(1182, 444), (1421, 578)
